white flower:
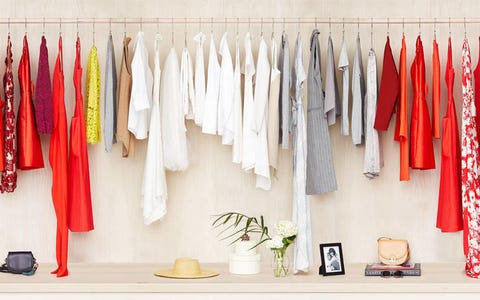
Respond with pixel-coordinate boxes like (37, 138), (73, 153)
(265, 235), (284, 249)
(274, 220), (298, 238)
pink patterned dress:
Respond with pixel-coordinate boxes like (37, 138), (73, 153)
(461, 38), (480, 278)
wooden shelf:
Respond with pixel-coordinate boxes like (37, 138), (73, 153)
(0, 262), (477, 294)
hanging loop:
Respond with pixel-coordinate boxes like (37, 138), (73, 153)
(236, 17), (239, 35)
(42, 17), (45, 35)
(76, 17), (79, 37)
(297, 17), (300, 34)
(124, 17), (127, 38)
(282, 17), (285, 33)
(7, 17), (10, 35)
(464, 17), (467, 39)
(434, 17), (437, 39)
(261, 17), (264, 37)
(211, 17), (214, 34)
(449, 17), (451, 37)
(24, 17), (27, 35)
(357, 17), (360, 34)
(109, 18), (112, 34)
(370, 18), (373, 48)
(402, 17), (405, 35)
(342, 17), (345, 39)
(92, 18), (95, 45)
(59, 17), (62, 36)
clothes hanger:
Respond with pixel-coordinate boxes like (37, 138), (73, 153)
(185, 17), (188, 48)
(124, 17), (126, 38)
(329, 17), (332, 37)
(42, 17), (45, 36)
(434, 18), (437, 40)
(387, 18), (389, 38)
(171, 17), (175, 47)
(92, 18), (95, 45)
(271, 17), (275, 39)
(370, 18), (373, 49)
(342, 18), (345, 41)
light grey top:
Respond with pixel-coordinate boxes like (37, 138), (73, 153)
(279, 32), (291, 149)
(338, 38), (350, 136)
(305, 29), (337, 195)
(324, 35), (340, 126)
(104, 33), (117, 152)
(363, 49), (383, 178)
(351, 34), (365, 145)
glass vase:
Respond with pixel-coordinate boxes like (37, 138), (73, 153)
(272, 249), (289, 277)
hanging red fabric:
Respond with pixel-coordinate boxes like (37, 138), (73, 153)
(432, 39), (440, 139)
(394, 36), (410, 181)
(1, 36), (17, 193)
(374, 36), (398, 131)
(409, 35), (435, 170)
(436, 37), (462, 232)
(0, 97), (4, 171)
(17, 35), (44, 170)
(68, 37), (94, 232)
(49, 36), (69, 277)
(473, 36), (480, 149)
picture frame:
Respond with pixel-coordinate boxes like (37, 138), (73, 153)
(319, 243), (345, 276)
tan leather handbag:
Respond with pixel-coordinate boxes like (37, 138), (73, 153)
(377, 237), (410, 265)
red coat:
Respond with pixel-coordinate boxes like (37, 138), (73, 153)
(437, 37), (462, 232)
(68, 37), (94, 232)
(410, 36), (435, 169)
(17, 35), (44, 170)
(49, 36), (69, 277)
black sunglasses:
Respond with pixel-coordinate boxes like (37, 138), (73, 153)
(381, 270), (403, 278)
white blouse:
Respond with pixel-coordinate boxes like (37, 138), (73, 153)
(128, 31), (153, 140)
(242, 33), (256, 171)
(202, 35), (221, 135)
(218, 32), (235, 144)
(161, 48), (189, 171)
(180, 47), (195, 120)
(253, 37), (271, 190)
(232, 35), (243, 164)
(141, 34), (168, 225)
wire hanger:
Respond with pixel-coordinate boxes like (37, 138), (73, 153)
(387, 18), (389, 37)
(271, 17), (275, 39)
(123, 17), (127, 38)
(402, 17), (405, 36)
(59, 17), (62, 36)
(419, 18), (421, 36)
(464, 17), (467, 39)
(7, 17), (10, 36)
(261, 17), (264, 37)
(236, 17), (239, 36)
(92, 18), (95, 45)
(24, 17), (27, 36)
(342, 18), (345, 40)
(370, 18), (373, 49)
(109, 18), (112, 35)
(357, 17), (360, 37)
(77, 17), (79, 37)
(171, 17), (175, 46)
(211, 17), (214, 35)
(282, 17), (285, 35)
(184, 18), (188, 47)
(42, 17), (45, 35)
(434, 17), (436, 40)
(449, 17), (451, 37)
(329, 17), (332, 37)
(297, 17), (300, 35)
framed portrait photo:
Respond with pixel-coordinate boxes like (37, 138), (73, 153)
(319, 243), (345, 276)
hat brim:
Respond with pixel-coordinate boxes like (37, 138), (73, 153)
(154, 269), (219, 279)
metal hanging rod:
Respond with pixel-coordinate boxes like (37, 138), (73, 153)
(2, 17), (480, 25)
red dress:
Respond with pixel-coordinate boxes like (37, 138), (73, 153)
(68, 37), (94, 232)
(374, 36), (398, 131)
(409, 36), (435, 170)
(49, 36), (69, 277)
(394, 36), (410, 181)
(0, 97), (4, 171)
(1, 36), (17, 192)
(17, 35), (44, 170)
(436, 37), (462, 232)
(432, 39), (440, 139)
(473, 36), (480, 147)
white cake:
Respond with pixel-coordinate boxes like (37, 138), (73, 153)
(229, 240), (261, 275)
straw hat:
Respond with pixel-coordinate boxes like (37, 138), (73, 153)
(154, 257), (219, 279)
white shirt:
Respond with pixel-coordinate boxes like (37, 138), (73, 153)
(232, 35), (243, 164)
(267, 36), (281, 174)
(253, 37), (271, 190)
(141, 34), (168, 225)
(128, 31), (153, 140)
(180, 47), (195, 120)
(202, 35), (221, 135)
(193, 32), (206, 126)
(292, 33), (313, 273)
(161, 48), (189, 171)
(351, 35), (365, 145)
(242, 33), (256, 171)
(338, 38), (350, 136)
(218, 32), (235, 144)
(363, 49), (383, 178)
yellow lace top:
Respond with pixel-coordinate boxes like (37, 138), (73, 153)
(86, 45), (101, 144)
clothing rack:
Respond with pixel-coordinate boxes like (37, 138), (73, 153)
(1, 17), (480, 25)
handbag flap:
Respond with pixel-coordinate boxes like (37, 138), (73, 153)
(378, 239), (409, 264)
(6, 252), (35, 274)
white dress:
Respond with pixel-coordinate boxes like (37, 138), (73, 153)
(218, 33), (235, 144)
(141, 34), (168, 225)
(253, 37), (271, 190)
(161, 48), (189, 171)
(338, 38), (350, 136)
(292, 33), (313, 273)
(202, 35), (221, 135)
(232, 35), (243, 164)
(180, 47), (195, 120)
(128, 31), (153, 140)
(193, 32), (206, 126)
(242, 33), (256, 171)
